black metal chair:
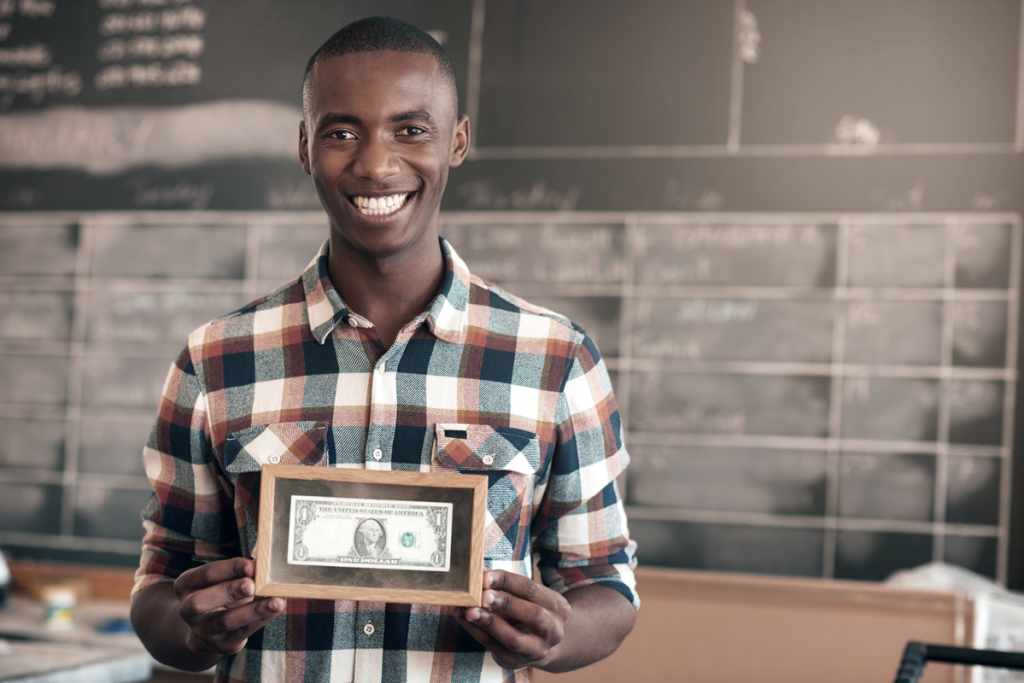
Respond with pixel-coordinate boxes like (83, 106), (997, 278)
(894, 641), (1024, 683)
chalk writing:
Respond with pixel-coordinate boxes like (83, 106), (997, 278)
(134, 182), (213, 209)
(835, 116), (880, 147)
(97, 34), (203, 61)
(843, 376), (871, 403)
(465, 225), (522, 251)
(17, 0), (54, 18)
(99, 0), (193, 8)
(969, 192), (1008, 211)
(0, 0), (57, 18)
(457, 180), (580, 211)
(266, 181), (321, 210)
(670, 225), (822, 252)
(649, 257), (712, 283)
(94, 60), (200, 89)
(677, 299), (758, 324)
(0, 65), (81, 106)
(847, 302), (882, 327)
(631, 338), (701, 359)
(738, 9), (760, 64)
(98, 6), (204, 35)
(444, 223), (624, 284)
(947, 380), (986, 408)
(954, 302), (982, 331)
(868, 182), (925, 211)
(0, 43), (53, 67)
(540, 225), (613, 252)
(662, 180), (724, 211)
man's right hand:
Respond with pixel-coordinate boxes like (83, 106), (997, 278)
(174, 557), (286, 656)
(131, 557), (286, 670)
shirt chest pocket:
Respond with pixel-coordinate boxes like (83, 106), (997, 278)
(433, 424), (540, 563)
(222, 420), (328, 554)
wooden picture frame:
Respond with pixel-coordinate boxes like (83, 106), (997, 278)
(254, 465), (487, 606)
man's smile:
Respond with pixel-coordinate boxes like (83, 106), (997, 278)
(349, 192), (413, 216)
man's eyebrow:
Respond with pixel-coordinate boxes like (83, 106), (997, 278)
(317, 112), (361, 130)
(390, 109), (433, 123)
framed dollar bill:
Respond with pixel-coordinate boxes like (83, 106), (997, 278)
(254, 465), (488, 606)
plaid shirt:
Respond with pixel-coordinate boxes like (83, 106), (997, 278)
(134, 238), (638, 683)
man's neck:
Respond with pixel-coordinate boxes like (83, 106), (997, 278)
(326, 233), (445, 350)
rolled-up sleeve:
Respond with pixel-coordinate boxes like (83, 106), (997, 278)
(132, 346), (237, 598)
(533, 334), (639, 609)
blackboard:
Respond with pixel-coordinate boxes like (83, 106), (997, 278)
(0, 0), (1023, 587)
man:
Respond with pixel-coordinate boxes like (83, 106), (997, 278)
(130, 16), (637, 682)
(353, 519), (388, 559)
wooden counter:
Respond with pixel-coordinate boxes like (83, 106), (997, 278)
(536, 567), (975, 683)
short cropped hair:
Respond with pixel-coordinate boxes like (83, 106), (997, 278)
(302, 16), (459, 122)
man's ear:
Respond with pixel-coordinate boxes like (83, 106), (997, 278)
(449, 114), (470, 168)
(299, 120), (312, 175)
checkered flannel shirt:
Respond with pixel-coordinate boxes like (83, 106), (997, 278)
(134, 238), (638, 683)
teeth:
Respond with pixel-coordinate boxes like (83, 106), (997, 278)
(352, 193), (410, 216)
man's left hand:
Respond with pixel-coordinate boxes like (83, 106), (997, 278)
(455, 570), (571, 670)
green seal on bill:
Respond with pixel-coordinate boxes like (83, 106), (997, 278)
(400, 532), (416, 548)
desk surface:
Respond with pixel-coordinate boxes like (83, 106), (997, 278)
(0, 596), (151, 683)
(0, 640), (150, 683)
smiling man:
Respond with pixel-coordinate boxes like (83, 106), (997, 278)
(130, 16), (637, 683)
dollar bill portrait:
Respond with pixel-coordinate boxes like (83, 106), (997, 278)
(352, 518), (389, 558)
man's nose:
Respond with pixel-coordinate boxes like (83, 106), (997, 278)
(352, 135), (401, 180)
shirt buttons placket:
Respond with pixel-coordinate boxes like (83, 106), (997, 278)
(363, 622), (375, 636)
(372, 448), (383, 461)
(347, 317), (359, 328)
(482, 453), (495, 466)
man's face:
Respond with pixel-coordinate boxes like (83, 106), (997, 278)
(361, 522), (381, 544)
(300, 50), (469, 259)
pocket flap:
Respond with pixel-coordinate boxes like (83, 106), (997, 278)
(224, 421), (328, 473)
(435, 423), (539, 475)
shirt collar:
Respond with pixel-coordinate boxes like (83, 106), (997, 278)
(302, 237), (470, 345)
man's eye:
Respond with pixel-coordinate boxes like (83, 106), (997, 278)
(327, 130), (356, 140)
(398, 126), (426, 136)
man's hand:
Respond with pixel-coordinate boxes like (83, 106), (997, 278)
(456, 570), (571, 670)
(131, 557), (286, 671)
(174, 557), (286, 656)
(455, 570), (637, 673)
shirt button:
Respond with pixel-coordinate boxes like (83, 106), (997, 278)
(376, 362), (385, 374)
(347, 317), (359, 327)
(372, 448), (383, 461)
(363, 622), (375, 636)
(269, 454), (281, 464)
(482, 454), (495, 465)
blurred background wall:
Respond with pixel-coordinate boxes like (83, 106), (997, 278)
(1, 0), (1023, 588)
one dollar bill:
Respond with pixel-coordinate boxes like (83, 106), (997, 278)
(287, 495), (453, 572)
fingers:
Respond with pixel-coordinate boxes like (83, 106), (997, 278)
(185, 596), (287, 656)
(485, 571), (570, 625)
(455, 571), (571, 669)
(173, 557), (284, 657)
(175, 557), (254, 598)
(180, 577), (253, 618)
(456, 608), (525, 669)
